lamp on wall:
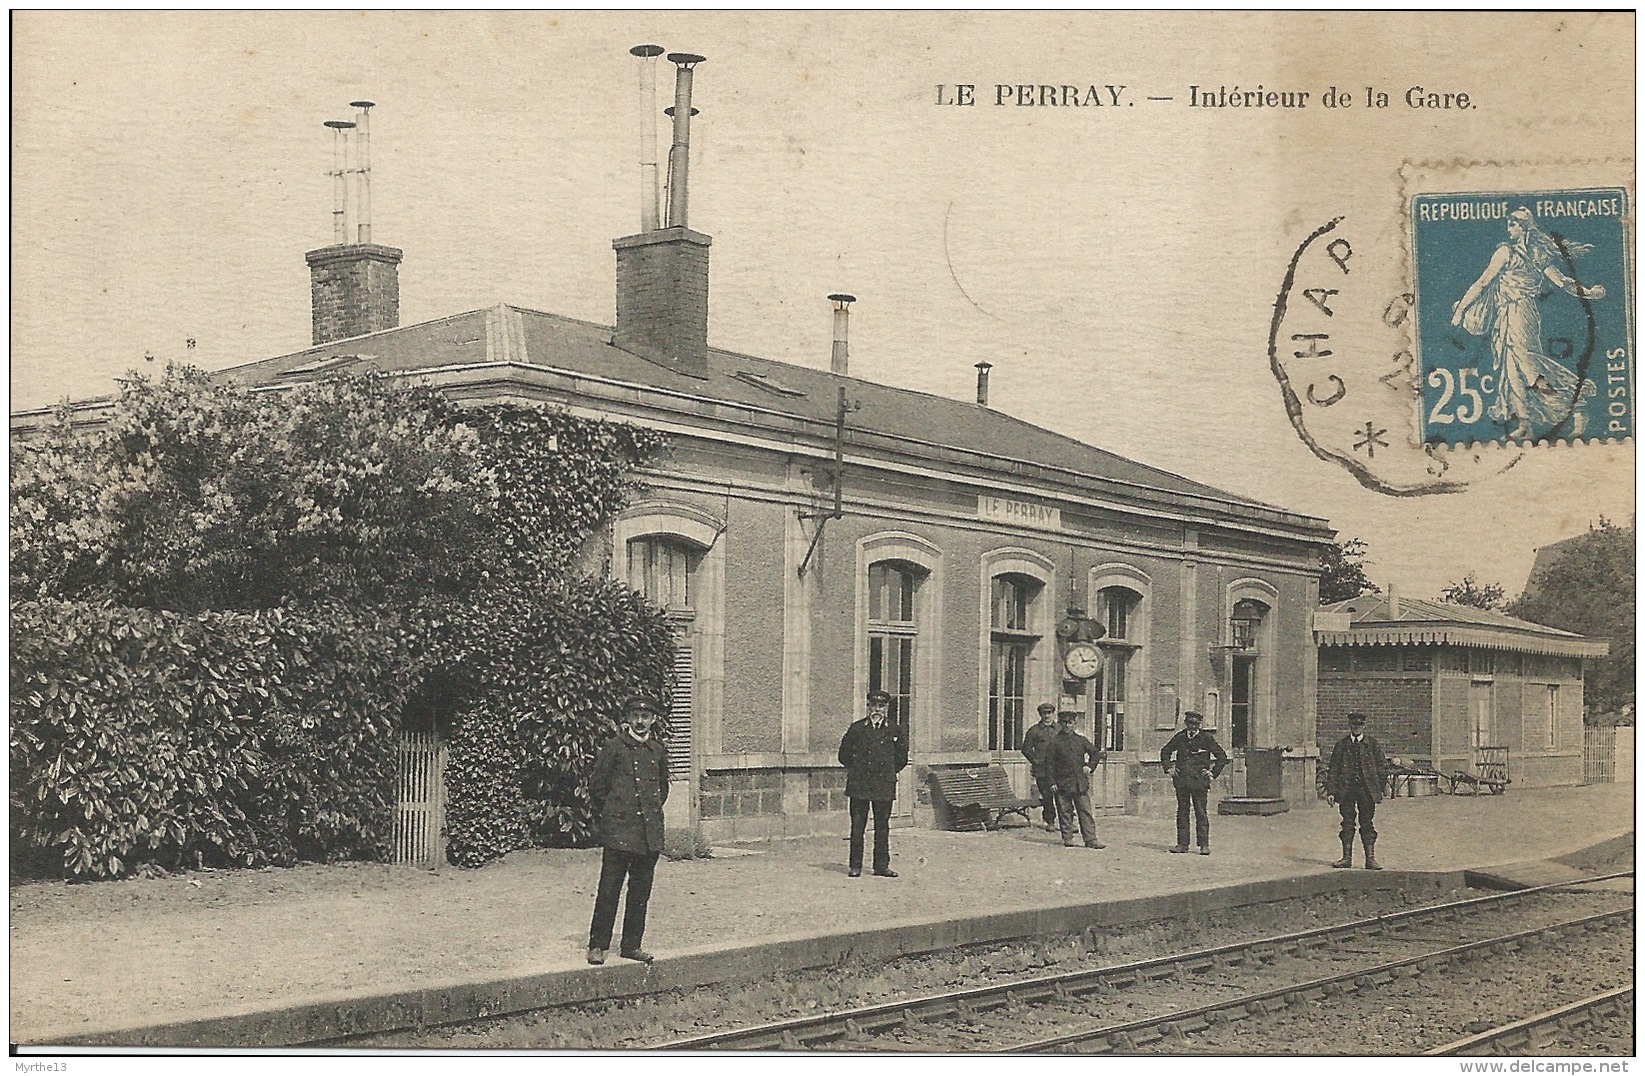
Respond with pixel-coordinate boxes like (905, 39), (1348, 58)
(1230, 614), (1258, 651)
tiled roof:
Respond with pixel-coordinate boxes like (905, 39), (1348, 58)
(213, 304), (1329, 534)
(1315, 594), (1608, 658)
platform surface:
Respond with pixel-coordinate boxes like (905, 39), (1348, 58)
(9, 782), (1633, 1047)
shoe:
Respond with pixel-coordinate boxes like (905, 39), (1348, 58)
(848, 867), (862, 877)
(1085, 841), (1107, 849)
(1198, 847), (1211, 856)
(1169, 846), (1191, 854)
(1043, 823), (1058, 832)
(873, 869), (898, 878)
(1062, 841), (1079, 848)
(620, 949), (654, 964)
(586, 948), (606, 966)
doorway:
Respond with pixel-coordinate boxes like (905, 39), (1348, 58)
(1231, 656), (1256, 750)
(394, 677), (457, 869)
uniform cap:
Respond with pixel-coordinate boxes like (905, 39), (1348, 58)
(866, 689), (892, 704)
(1183, 710), (1204, 724)
(1036, 702), (1057, 715)
(1346, 711), (1368, 724)
(625, 697), (662, 716)
(1057, 710), (1079, 723)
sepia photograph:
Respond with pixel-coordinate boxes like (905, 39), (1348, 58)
(9, 10), (1635, 1062)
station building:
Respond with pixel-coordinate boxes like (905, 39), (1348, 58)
(15, 69), (1339, 845)
(204, 224), (1336, 840)
(1315, 593), (1608, 788)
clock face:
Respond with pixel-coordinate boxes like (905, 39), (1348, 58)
(1064, 643), (1102, 679)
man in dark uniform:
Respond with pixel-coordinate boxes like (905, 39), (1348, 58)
(1047, 710), (1106, 849)
(586, 697), (669, 965)
(838, 688), (908, 877)
(1159, 711), (1228, 855)
(1324, 711), (1387, 870)
(1020, 701), (1060, 830)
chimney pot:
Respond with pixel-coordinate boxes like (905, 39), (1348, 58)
(1388, 582), (1401, 619)
(975, 361), (993, 406)
(828, 293), (856, 376)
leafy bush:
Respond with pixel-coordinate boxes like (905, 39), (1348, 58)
(11, 367), (677, 877)
(10, 599), (410, 879)
(441, 579), (678, 864)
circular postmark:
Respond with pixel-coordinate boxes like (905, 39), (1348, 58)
(1270, 215), (1525, 496)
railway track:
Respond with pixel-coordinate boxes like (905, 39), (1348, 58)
(1425, 987), (1634, 1056)
(657, 871), (1633, 1052)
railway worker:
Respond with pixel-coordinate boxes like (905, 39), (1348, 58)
(1047, 710), (1106, 849)
(586, 697), (669, 966)
(1324, 711), (1387, 870)
(1159, 711), (1228, 855)
(838, 688), (909, 877)
(1021, 702), (1061, 830)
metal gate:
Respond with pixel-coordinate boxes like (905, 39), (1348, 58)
(393, 730), (447, 868)
(1584, 725), (1616, 784)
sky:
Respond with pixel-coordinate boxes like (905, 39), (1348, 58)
(11, 10), (1636, 599)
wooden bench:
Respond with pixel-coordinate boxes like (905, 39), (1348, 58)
(928, 766), (1041, 831)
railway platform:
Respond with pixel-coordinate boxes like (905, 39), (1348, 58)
(9, 781), (1633, 1048)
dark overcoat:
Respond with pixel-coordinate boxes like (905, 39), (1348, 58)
(1021, 720), (1059, 779)
(837, 718), (908, 802)
(588, 728), (669, 854)
(1160, 729), (1229, 792)
(1047, 728), (1101, 795)
(1325, 733), (1387, 803)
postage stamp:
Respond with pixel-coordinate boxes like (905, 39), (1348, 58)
(1411, 188), (1634, 447)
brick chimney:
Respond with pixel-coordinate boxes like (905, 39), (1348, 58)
(612, 51), (711, 379)
(611, 227), (711, 378)
(305, 243), (403, 345)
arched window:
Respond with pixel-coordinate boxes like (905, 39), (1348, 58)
(628, 536), (699, 611)
(989, 573), (1043, 751)
(1094, 585), (1143, 751)
(1089, 564), (1152, 753)
(867, 560), (924, 739)
(614, 504), (725, 783)
(1229, 597), (1270, 749)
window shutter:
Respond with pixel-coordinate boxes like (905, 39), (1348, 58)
(668, 641), (694, 777)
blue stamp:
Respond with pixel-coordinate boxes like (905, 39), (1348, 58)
(1412, 189), (1633, 445)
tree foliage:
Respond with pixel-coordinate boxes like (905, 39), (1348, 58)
(1319, 536), (1379, 604)
(11, 365), (675, 878)
(1438, 575), (1508, 611)
(1508, 519), (1636, 716)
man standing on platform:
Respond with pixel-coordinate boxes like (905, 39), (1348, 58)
(1021, 702), (1060, 831)
(1325, 711), (1387, 870)
(1160, 711), (1228, 856)
(1048, 710), (1106, 849)
(838, 688), (908, 878)
(586, 698), (669, 966)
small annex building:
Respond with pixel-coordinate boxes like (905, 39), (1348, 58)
(1314, 594), (1609, 789)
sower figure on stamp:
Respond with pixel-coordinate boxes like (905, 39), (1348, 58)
(838, 688), (908, 878)
(1324, 711), (1387, 870)
(1021, 702), (1060, 831)
(586, 698), (668, 966)
(1048, 710), (1106, 849)
(1159, 711), (1228, 856)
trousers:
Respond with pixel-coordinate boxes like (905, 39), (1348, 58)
(1338, 795), (1378, 843)
(1055, 788), (1098, 846)
(849, 798), (892, 872)
(1032, 772), (1057, 826)
(1175, 786), (1211, 849)
(588, 846), (660, 952)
